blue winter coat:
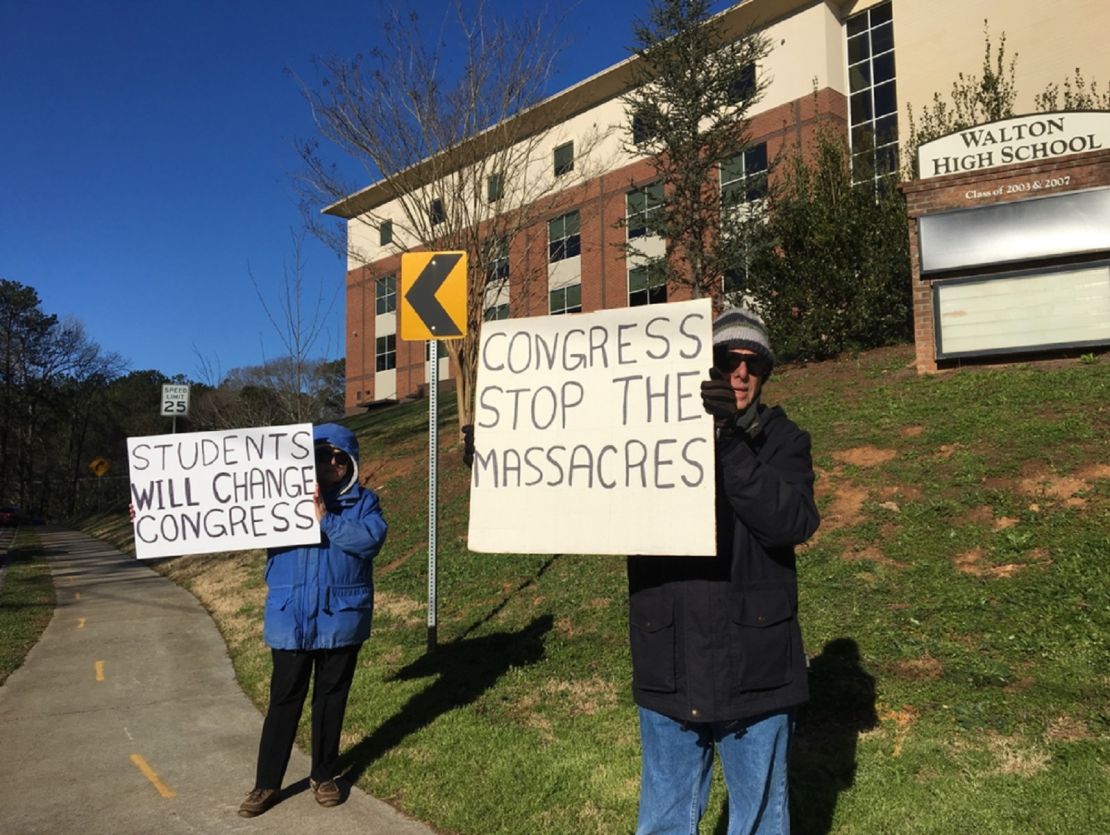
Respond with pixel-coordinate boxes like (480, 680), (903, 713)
(263, 423), (387, 650)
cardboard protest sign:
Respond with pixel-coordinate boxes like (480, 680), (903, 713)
(467, 298), (716, 555)
(127, 423), (320, 559)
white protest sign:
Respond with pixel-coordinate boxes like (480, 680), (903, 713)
(127, 423), (320, 559)
(467, 298), (716, 556)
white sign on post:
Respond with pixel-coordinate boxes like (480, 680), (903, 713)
(467, 298), (716, 556)
(127, 423), (320, 559)
(161, 384), (190, 417)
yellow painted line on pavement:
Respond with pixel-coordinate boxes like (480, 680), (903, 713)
(77, 617), (86, 629)
(95, 660), (105, 681)
(130, 754), (177, 798)
(74, 591), (81, 600)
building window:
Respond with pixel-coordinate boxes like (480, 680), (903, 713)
(847, 0), (898, 182)
(553, 141), (574, 177)
(487, 171), (504, 203)
(484, 302), (510, 321)
(629, 263), (667, 307)
(375, 334), (396, 372)
(430, 198), (445, 225)
(627, 182), (663, 239)
(727, 62), (757, 104)
(631, 107), (656, 145)
(425, 341), (448, 361)
(549, 283), (582, 315)
(375, 275), (396, 315)
(485, 236), (509, 283)
(548, 211), (581, 262)
(721, 143), (768, 208)
(379, 219), (393, 247)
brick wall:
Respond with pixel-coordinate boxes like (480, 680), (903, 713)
(901, 148), (1110, 373)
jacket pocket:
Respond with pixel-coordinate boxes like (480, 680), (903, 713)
(326, 583), (374, 613)
(263, 585), (297, 648)
(265, 584), (294, 613)
(320, 583), (375, 647)
(729, 586), (795, 692)
(629, 591), (677, 694)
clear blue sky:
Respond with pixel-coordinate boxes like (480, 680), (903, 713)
(2, 0), (729, 382)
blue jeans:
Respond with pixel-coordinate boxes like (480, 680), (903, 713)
(636, 706), (794, 835)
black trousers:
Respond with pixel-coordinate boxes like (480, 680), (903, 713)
(254, 645), (362, 789)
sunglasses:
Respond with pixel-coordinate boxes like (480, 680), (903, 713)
(713, 348), (771, 378)
(315, 448), (349, 466)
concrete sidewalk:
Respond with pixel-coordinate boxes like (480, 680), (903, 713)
(0, 528), (435, 834)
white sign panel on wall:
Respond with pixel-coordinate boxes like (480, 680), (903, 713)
(127, 423), (320, 559)
(917, 111), (1110, 179)
(467, 298), (717, 556)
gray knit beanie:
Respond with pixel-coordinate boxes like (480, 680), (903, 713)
(712, 306), (775, 373)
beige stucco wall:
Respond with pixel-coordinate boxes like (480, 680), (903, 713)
(761, 1), (850, 110)
(893, 0), (1109, 139)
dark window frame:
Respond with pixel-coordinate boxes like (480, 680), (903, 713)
(721, 142), (769, 207)
(548, 211), (581, 262)
(553, 141), (574, 177)
(430, 198), (446, 225)
(487, 171), (504, 203)
(549, 283), (582, 315)
(374, 275), (396, 315)
(374, 334), (396, 372)
(846, 0), (899, 184)
(627, 181), (664, 239)
(628, 262), (667, 307)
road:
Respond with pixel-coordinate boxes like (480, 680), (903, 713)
(0, 528), (435, 835)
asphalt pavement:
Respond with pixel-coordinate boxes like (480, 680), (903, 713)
(0, 528), (435, 835)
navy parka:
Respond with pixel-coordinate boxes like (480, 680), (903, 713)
(627, 405), (819, 723)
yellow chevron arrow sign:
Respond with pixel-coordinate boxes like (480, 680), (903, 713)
(400, 251), (468, 340)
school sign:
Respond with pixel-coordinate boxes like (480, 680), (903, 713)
(917, 111), (1110, 179)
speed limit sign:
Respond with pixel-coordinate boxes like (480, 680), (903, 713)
(161, 384), (190, 417)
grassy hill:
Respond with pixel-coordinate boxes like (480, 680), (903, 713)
(85, 344), (1110, 834)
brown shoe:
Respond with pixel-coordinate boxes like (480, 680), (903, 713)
(238, 787), (279, 817)
(310, 777), (342, 807)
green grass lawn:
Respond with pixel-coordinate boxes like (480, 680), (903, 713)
(84, 345), (1110, 834)
(0, 530), (55, 686)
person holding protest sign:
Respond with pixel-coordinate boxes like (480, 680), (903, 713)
(627, 306), (819, 835)
(238, 423), (387, 818)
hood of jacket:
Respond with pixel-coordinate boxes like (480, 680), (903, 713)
(314, 422), (359, 496)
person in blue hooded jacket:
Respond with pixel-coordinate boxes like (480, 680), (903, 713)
(239, 423), (387, 818)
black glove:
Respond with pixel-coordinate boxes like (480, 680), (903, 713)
(700, 367), (762, 439)
(461, 424), (475, 469)
(700, 367), (738, 421)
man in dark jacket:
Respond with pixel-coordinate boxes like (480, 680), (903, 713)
(239, 423), (387, 817)
(627, 306), (819, 835)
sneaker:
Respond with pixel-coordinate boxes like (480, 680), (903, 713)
(238, 787), (279, 817)
(310, 777), (342, 807)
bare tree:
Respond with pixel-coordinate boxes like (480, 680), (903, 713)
(621, 0), (772, 302)
(248, 228), (340, 423)
(295, 0), (610, 428)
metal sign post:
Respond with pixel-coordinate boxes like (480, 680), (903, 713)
(426, 345), (439, 652)
(400, 251), (467, 653)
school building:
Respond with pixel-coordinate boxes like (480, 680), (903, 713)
(325, 0), (1109, 412)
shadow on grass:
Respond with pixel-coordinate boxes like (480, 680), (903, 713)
(788, 637), (878, 835)
(341, 614), (554, 782)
